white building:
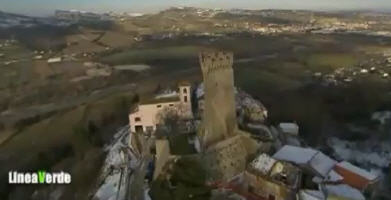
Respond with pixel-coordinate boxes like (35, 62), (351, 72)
(47, 57), (62, 64)
(129, 82), (193, 133)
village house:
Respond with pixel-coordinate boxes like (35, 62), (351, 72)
(333, 161), (380, 191)
(128, 81), (193, 133)
(273, 145), (336, 179)
(243, 153), (301, 200)
(273, 146), (377, 200)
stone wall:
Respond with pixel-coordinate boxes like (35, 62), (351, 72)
(245, 171), (296, 200)
(154, 139), (172, 180)
(203, 135), (248, 181)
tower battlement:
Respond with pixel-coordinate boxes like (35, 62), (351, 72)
(199, 51), (233, 75)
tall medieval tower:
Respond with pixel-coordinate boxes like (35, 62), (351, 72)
(199, 51), (238, 150)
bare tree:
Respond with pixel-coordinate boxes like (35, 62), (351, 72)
(155, 105), (185, 139)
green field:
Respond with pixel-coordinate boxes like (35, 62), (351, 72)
(305, 53), (359, 71)
(236, 68), (303, 93)
(100, 46), (204, 65)
(150, 156), (210, 200)
(0, 93), (133, 199)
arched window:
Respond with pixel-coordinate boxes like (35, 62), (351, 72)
(183, 88), (187, 94)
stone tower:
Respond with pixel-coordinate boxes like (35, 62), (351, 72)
(199, 51), (238, 150)
(178, 81), (193, 119)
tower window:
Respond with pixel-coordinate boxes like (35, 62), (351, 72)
(135, 117), (141, 122)
(157, 105), (162, 108)
(183, 88), (187, 94)
(184, 96), (188, 103)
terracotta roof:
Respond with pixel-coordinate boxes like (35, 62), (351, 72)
(334, 161), (379, 190)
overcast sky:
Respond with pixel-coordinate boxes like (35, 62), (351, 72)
(1, 0), (391, 16)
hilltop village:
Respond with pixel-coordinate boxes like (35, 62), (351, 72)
(2, 6), (391, 200)
(93, 51), (382, 200)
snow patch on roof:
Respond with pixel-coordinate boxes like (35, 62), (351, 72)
(325, 184), (365, 200)
(155, 90), (178, 99)
(273, 145), (336, 177)
(326, 170), (343, 182)
(273, 145), (318, 165)
(299, 190), (325, 200)
(309, 152), (336, 177)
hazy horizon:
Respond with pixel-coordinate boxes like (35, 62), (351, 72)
(1, 0), (391, 17)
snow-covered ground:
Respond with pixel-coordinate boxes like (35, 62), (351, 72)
(94, 172), (127, 200)
(94, 126), (141, 200)
(328, 137), (390, 174)
(372, 111), (391, 125)
(327, 111), (391, 173)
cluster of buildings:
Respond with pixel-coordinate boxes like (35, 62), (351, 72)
(245, 20), (371, 35)
(250, 24), (307, 34)
(0, 40), (18, 65)
(313, 58), (391, 86)
(127, 51), (380, 200)
(181, 8), (380, 36)
(0, 39), (16, 48)
(55, 10), (111, 22)
(312, 21), (370, 32)
(165, 6), (223, 18)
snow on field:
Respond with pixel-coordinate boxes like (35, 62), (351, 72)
(94, 172), (125, 200)
(372, 111), (391, 125)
